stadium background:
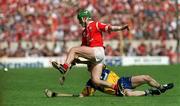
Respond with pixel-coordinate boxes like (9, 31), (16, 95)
(0, 0), (180, 106)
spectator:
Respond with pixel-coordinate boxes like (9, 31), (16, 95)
(105, 45), (114, 56)
(0, 0), (178, 57)
(137, 42), (147, 56)
(124, 42), (137, 56)
(166, 46), (176, 64)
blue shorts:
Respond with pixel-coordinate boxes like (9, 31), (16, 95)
(118, 77), (133, 89)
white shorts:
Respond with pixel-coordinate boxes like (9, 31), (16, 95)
(92, 47), (105, 63)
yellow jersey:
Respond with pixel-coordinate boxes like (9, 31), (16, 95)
(81, 69), (121, 96)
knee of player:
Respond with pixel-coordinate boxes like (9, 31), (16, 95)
(70, 47), (81, 54)
(143, 75), (152, 82)
(69, 47), (76, 53)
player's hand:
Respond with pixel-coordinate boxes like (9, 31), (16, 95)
(122, 24), (129, 31)
(126, 25), (130, 31)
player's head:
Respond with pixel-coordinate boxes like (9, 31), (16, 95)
(77, 10), (91, 27)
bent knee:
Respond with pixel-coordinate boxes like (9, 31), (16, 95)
(69, 47), (80, 56)
(142, 75), (152, 81)
(69, 47), (78, 52)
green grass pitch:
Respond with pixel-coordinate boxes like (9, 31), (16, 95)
(0, 65), (180, 106)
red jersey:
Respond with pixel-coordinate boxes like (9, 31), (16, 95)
(81, 21), (111, 47)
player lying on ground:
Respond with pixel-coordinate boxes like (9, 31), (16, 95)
(51, 10), (129, 91)
(46, 60), (174, 97)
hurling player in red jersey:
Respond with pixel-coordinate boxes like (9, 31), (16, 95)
(51, 10), (129, 91)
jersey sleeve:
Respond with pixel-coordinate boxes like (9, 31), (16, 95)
(96, 22), (111, 32)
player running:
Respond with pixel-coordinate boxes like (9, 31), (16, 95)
(45, 63), (174, 97)
(51, 10), (129, 91)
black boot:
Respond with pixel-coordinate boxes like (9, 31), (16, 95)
(145, 88), (161, 96)
(51, 61), (67, 74)
(159, 83), (174, 93)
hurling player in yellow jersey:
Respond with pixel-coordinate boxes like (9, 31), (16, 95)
(45, 59), (174, 97)
(79, 64), (173, 97)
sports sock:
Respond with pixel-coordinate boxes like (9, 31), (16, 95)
(144, 90), (150, 96)
(112, 84), (118, 90)
(112, 84), (120, 95)
(159, 85), (163, 89)
(63, 63), (69, 71)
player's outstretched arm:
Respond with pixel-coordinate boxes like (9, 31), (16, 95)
(110, 24), (129, 31)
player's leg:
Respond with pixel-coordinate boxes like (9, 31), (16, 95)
(131, 75), (174, 93)
(90, 63), (113, 88)
(65, 46), (105, 66)
(52, 46), (97, 74)
(123, 88), (161, 96)
(158, 83), (174, 93)
(123, 89), (146, 96)
(64, 46), (96, 66)
(131, 75), (161, 88)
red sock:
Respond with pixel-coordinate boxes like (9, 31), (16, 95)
(112, 84), (118, 90)
(112, 84), (119, 95)
(63, 63), (69, 71)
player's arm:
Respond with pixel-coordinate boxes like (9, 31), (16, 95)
(96, 22), (129, 32)
(110, 24), (129, 31)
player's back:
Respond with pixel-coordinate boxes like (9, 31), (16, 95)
(101, 69), (120, 95)
(82, 21), (109, 47)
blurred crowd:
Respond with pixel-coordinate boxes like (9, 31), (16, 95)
(0, 0), (179, 62)
(105, 41), (177, 63)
